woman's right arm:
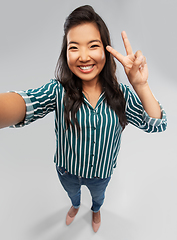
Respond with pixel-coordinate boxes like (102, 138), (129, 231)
(0, 92), (26, 129)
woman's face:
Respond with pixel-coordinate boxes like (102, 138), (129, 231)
(66, 22), (106, 84)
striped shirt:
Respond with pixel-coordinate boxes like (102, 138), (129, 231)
(12, 79), (167, 179)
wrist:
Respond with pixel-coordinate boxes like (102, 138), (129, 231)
(132, 82), (149, 95)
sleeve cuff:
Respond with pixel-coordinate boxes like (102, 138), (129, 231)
(142, 102), (167, 127)
(10, 91), (34, 128)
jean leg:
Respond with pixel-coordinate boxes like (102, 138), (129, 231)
(56, 166), (81, 208)
(85, 177), (111, 212)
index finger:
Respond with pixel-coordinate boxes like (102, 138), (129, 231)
(121, 31), (133, 56)
(106, 45), (124, 65)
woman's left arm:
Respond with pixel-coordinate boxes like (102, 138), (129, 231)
(106, 31), (161, 119)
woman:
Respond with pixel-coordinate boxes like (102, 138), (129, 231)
(0, 5), (167, 233)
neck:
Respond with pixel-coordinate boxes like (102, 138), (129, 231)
(82, 79), (102, 93)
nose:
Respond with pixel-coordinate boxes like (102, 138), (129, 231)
(79, 49), (90, 62)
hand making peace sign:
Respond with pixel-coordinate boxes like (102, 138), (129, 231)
(106, 31), (148, 88)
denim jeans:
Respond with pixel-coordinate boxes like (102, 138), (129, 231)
(56, 166), (111, 213)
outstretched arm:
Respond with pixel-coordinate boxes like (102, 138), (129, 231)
(106, 31), (162, 119)
(0, 92), (26, 129)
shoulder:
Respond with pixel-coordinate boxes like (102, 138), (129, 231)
(119, 83), (129, 92)
(119, 83), (131, 101)
(49, 79), (65, 93)
(119, 83), (141, 104)
(50, 79), (63, 89)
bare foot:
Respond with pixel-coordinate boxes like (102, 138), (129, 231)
(92, 211), (101, 223)
(68, 206), (79, 218)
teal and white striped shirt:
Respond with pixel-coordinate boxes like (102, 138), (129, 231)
(12, 79), (167, 178)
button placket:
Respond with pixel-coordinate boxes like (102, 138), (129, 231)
(90, 108), (97, 174)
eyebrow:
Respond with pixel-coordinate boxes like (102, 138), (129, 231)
(68, 39), (101, 45)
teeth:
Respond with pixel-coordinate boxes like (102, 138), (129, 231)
(80, 65), (93, 70)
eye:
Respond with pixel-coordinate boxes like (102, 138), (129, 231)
(68, 46), (78, 50)
(90, 44), (100, 48)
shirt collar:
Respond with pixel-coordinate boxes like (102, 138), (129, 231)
(82, 91), (105, 110)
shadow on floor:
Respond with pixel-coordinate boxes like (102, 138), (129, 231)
(28, 205), (135, 240)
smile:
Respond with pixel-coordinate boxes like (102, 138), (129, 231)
(78, 64), (95, 73)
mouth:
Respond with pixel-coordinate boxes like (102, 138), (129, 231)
(78, 64), (95, 73)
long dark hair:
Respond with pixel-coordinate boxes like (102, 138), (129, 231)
(55, 5), (127, 131)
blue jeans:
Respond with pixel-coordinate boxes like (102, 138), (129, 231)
(56, 166), (111, 213)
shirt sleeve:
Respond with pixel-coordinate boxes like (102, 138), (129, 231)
(119, 83), (167, 133)
(10, 79), (60, 128)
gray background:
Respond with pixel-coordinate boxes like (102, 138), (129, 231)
(0, 0), (176, 239)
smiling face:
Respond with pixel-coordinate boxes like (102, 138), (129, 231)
(66, 22), (106, 84)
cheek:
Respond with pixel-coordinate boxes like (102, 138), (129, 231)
(66, 51), (72, 67)
(98, 50), (106, 68)
(101, 51), (106, 65)
(94, 49), (106, 65)
(101, 49), (105, 60)
(67, 50), (77, 66)
(66, 54), (74, 73)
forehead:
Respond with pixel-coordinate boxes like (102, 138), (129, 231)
(67, 22), (101, 43)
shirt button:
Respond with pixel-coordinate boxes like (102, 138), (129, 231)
(94, 127), (96, 130)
